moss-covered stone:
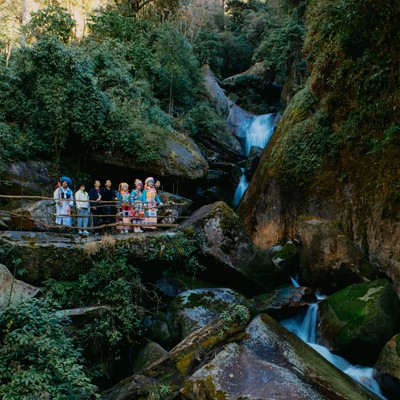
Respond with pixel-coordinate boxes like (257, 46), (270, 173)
(374, 334), (400, 400)
(166, 288), (249, 343)
(318, 279), (400, 364)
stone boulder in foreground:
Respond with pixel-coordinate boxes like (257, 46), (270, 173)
(181, 314), (380, 400)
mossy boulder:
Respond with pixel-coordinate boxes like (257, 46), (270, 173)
(0, 231), (197, 285)
(181, 314), (380, 400)
(101, 310), (250, 400)
(373, 334), (400, 399)
(298, 218), (378, 293)
(318, 279), (400, 364)
(132, 340), (168, 373)
(166, 288), (249, 343)
(250, 285), (316, 320)
(179, 201), (289, 293)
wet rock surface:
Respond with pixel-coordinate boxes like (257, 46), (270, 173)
(181, 314), (380, 400)
(318, 279), (400, 365)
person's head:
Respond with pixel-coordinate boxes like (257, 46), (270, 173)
(79, 183), (85, 191)
(105, 179), (112, 188)
(155, 180), (161, 189)
(135, 179), (143, 190)
(145, 177), (154, 188)
(94, 180), (101, 188)
(119, 182), (129, 192)
(61, 180), (68, 188)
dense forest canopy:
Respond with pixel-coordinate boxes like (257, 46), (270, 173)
(0, 0), (304, 179)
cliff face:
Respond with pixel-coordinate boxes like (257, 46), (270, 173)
(238, 0), (400, 291)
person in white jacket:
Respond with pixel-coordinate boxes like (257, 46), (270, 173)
(75, 183), (90, 235)
(54, 177), (74, 227)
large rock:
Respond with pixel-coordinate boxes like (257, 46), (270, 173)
(318, 279), (400, 364)
(8, 200), (55, 231)
(132, 340), (168, 373)
(250, 285), (316, 320)
(91, 130), (208, 180)
(374, 334), (400, 400)
(178, 201), (289, 293)
(157, 191), (192, 225)
(166, 288), (249, 343)
(101, 308), (250, 400)
(0, 230), (198, 285)
(181, 314), (380, 400)
(298, 218), (378, 293)
(0, 160), (54, 197)
(203, 65), (230, 117)
(0, 264), (41, 310)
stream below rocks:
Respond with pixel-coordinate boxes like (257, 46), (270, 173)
(281, 289), (386, 399)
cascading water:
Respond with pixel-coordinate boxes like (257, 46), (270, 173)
(281, 301), (386, 399)
(232, 112), (279, 206)
(233, 169), (249, 207)
(244, 113), (277, 156)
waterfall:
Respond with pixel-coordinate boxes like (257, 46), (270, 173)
(244, 113), (277, 156)
(281, 303), (386, 399)
(233, 169), (249, 207)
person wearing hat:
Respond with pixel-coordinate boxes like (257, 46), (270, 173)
(75, 183), (90, 235)
(116, 182), (132, 234)
(131, 179), (144, 233)
(54, 176), (74, 227)
(140, 177), (163, 229)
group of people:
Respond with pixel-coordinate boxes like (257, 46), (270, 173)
(53, 176), (163, 235)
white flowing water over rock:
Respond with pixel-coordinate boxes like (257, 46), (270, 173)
(233, 169), (249, 207)
(281, 302), (386, 399)
(244, 113), (278, 156)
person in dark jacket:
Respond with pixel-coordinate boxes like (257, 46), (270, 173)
(100, 179), (118, 233)
(88, 180), (102, 234)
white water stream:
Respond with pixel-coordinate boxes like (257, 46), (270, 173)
(233, 113), (279, 206)
(233, 169), (249, 207)
(281, 291), (386, 399)
(244, 113), (277, 156)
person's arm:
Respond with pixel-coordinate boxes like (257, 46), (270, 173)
(54, 188), (62, 206)
(155, 193), (163, 206)
(75, 191), (81, 210)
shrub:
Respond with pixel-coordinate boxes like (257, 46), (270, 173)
(0, 299), (96, 400)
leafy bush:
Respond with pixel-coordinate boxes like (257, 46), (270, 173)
(44, 255), (150, 354)
(0, 299), (96, 400)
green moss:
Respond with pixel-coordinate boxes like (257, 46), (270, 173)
(321, 279), (399, 347)
(396, 335), (400, 358)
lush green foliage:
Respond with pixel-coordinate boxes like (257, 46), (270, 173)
(0, 298), (96, 399)
(44, 253), (149, 354)
(26, 3), (76, 44)
(149, 231), (203, 276)
(0, 3), (225, 173)
(267, 0), (400, 187)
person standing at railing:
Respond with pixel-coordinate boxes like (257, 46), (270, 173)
(75, 183), (90, 235)
(131, 179), (144, 233)
(140, 177), (163, 229)
(116, 182), (132, 234)
(54, 176), (74, 227)
(89, 180), (102, 235)
(101, 179), (118, 233)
